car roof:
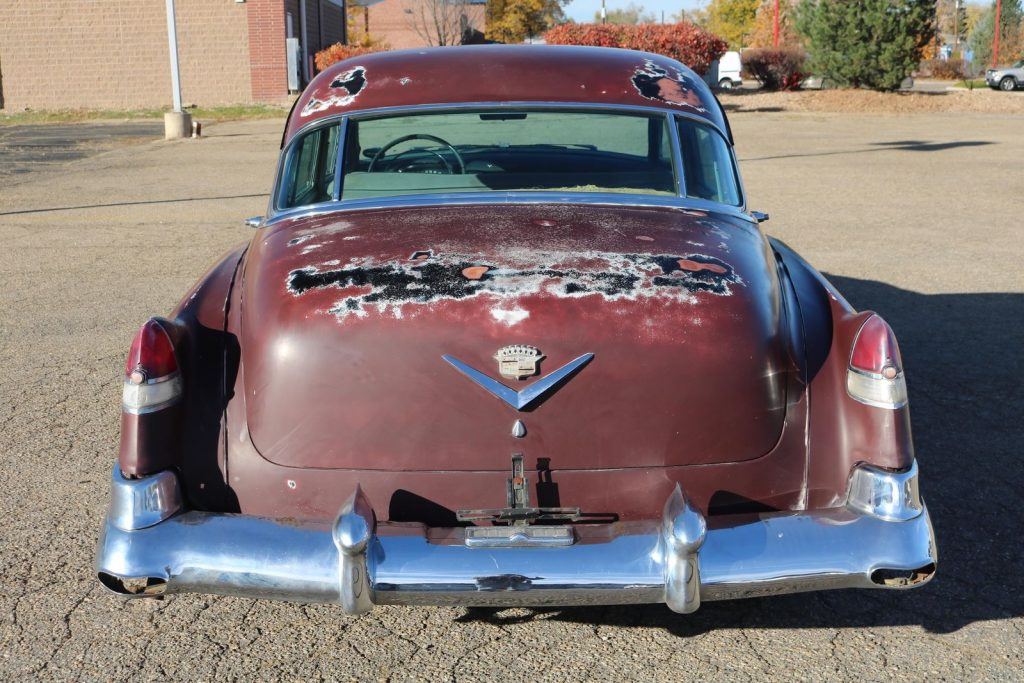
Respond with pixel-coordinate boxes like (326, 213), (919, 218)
(283, 45), (729, 145)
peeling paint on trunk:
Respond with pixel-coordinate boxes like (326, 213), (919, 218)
(286, 251), (741, 321)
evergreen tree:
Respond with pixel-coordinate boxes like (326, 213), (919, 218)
(796, 0), (936, 90)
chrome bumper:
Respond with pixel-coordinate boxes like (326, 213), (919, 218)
(96, 461), (936, 613)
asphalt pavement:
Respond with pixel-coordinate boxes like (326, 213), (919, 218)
(0, 121), (164, 180)
(0, 111), (1022, 680)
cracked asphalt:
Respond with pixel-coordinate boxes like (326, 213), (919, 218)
(1, 111), (1022, 681)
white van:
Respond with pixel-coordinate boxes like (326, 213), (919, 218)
(710, 51), (743, 90)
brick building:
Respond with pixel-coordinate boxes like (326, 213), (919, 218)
(353, 0), (486, 50)
(0, 0), (347, 111)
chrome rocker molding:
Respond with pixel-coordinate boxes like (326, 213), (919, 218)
(96, 461), (936, 612)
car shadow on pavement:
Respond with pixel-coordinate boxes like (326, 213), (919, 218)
(0, 193), (267, 217)
(456, 276), (1023, 636)
(742, 140), (993, 163)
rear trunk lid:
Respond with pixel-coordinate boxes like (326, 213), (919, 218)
(239, 203), (789, 471)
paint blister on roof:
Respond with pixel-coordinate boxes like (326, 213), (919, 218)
(631, 60), (707, 112)
(300, 66), (367, 117)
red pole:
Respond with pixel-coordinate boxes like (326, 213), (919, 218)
(773, 0), (780, 48)
(993, 0), (1002, 67)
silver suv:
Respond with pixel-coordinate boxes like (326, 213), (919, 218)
(987, 60), (1023, 91)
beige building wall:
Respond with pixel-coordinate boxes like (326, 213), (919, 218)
(0, 0), (252, 110)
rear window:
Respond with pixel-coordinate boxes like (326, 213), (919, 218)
(276, 109), (745, 210)
(676, 118), (741, 206)
(337, 110), (676, 201)
(280, 123), (340, 209)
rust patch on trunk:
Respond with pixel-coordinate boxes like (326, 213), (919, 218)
(677, 258), (727, 274)
(462, 265), (490, 280)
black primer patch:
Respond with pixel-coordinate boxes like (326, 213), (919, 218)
(330, 67), (366, 96)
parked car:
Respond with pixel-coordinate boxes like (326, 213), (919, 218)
(96, 45), (936, 615)
(987, 60), (1024, 90)
(710, 50), (743, 89)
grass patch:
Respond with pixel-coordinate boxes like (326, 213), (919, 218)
(0, 103), (290, 126)
(954, 79), (989, 90)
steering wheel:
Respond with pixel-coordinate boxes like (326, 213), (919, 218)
(367, 134), (465, 174)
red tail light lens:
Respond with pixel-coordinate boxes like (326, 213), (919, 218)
(125, 319), (178, 381)
(847, 315), (907, 409)
(122, 319), (182, 414)
(850, 315), (903, 377)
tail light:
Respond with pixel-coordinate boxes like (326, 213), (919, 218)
(846, 315), (907, 409)
(122, 319), (182, 414)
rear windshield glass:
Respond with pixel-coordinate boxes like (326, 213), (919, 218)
(676, 118), (741, 206)
(337, 110), (676, 201)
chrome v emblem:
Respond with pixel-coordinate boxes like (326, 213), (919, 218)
(442, 353), (594, 411)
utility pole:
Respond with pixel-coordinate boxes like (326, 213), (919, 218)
(993, 0), (1002, 67)
(163, 0), (191, 139)
(773, 0), (780, 48)
(601, 0), (606, 24)
(954, 0), (961, 52)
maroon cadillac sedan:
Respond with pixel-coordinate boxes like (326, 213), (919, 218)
(97, 45), (936, 614)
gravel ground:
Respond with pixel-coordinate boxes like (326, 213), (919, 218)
(0, 111), (1021, 681)
(720, 86), (1024, 115)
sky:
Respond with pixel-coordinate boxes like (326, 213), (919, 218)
(564, 0), (706, 23)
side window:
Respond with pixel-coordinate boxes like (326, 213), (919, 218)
(281, 124), (339, 209)
(677, 118), (741, 206)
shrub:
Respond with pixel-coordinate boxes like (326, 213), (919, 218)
(544, 22), (728, 76)
(917, 58), (967, 80)
(796, 0), (935, 91)
(743, 48), (808, 90)
(314, 44), (385, 73)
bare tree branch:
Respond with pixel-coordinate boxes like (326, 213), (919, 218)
(403, 0), (474, 46)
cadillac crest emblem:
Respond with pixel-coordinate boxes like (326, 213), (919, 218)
(495, 345), (545, 380)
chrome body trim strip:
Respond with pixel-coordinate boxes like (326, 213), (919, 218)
(96, 461), (936, 611)
(441, 353), (594, 411)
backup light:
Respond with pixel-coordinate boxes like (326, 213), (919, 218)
(846, 315), (907, 409)
(122, 319), (182, 414)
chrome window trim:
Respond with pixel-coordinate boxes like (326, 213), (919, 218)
(331, 116), (348, 202)
(264, 192), (756, 227)
(269, 102), (749, 222)
(273, 119), (344, 214)
(666, 112), (686, 198)
(673, 113), (746, 211)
